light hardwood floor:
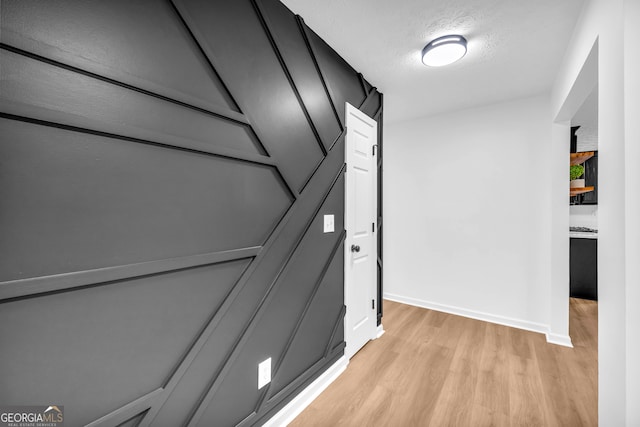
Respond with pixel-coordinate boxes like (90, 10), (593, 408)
(290, 298), (597, 426)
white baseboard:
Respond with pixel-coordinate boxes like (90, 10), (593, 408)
(263, 356), (348, 427)
(384, 292), (569, 346)
(546, 332), (573, 347)
(376, 324), (385, 339)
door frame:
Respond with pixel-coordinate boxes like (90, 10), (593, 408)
(344, 102), (380, 360)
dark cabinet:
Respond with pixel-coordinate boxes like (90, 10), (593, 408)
(580, 153), (598, 204)
(570, 238), (598, 300)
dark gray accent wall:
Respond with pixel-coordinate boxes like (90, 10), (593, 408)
(0, 0), (383, 425)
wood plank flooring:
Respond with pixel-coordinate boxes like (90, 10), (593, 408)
(290, 298), (597, 426)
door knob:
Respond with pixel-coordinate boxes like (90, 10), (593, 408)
(351, 244), (360, 253)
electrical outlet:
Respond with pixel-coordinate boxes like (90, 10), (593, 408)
(258, 358), (271, 389)
(323, 214), (335, 233)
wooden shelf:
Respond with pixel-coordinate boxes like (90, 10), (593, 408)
(570, 186), (595, 197)
(570, 151), (595, 166)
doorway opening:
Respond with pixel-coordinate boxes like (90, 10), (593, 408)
(553, 38), (599, 420)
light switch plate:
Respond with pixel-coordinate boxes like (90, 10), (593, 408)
(323, 214), (335, 233)
(258, 358), (271, 389)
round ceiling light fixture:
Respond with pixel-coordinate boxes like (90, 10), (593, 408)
(421, 35), (467, 67)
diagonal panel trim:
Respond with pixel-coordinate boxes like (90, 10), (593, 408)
(268, 341), (345, 410)
(300, 128), (346, 195)
(329, 127), (347, 153)
(357, 73), (369, 96)
(359, 88), (381, 115)
(301, 23), (366, 129)
(0, 111), (276, 168)
(255, 230), (346, 412)
(0, 0), (242, 117)
(254, 0), (343, 155)
(251, 0), (327, 158)
(85, 388), (163, 427)
(0, 43), (248, 125)
(167, 0), (297, 198)
(184, 164), (346, 427)
(0, 47), (268, 160)
(373, 103), (383, 121)
(0, 247), (260, 302)
(296, 16), (343, 132)
(171, 0), (327, 195)
(324, 304), (347, 358)
(242, 346), (345, 427)
(137, 136), (345, 427)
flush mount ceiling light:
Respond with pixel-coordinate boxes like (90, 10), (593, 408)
(421, 35), (467, 67)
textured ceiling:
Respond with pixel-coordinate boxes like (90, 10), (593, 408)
(280, 0), (586, 123)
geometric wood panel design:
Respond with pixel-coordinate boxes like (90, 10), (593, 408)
(115, 412), (148, 427)
(171, 0), (326, 194)
(254, 0), (343, 153)
(0, 118), (291, 282)
(303, 24), (368, 128)
(0, 260), (250, 427)
(0, 49), (265, 158)
(193, 174), (345, 426)
(0, 0), (240, 114)
(0, 0), (383, 425)
(266, 239), (346, 399)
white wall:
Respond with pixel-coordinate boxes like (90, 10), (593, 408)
(384, 95), (556, 336)
(549, 122), (571, 345)
(624, 0), (640, 423)
(381, 0), (638, 422)
(551, 0), (638, 424)
(570, 205), (598, 229)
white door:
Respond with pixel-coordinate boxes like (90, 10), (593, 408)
(344, 103), (378, 360)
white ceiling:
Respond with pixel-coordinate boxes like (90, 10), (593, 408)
(280, 0), (586, 123)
